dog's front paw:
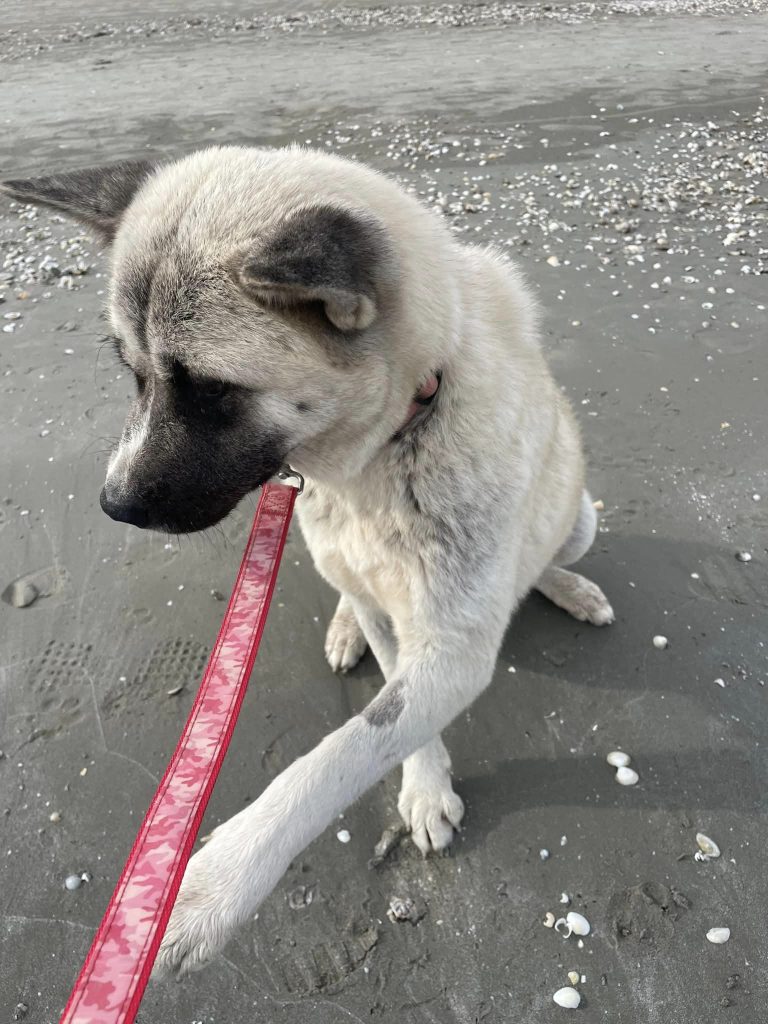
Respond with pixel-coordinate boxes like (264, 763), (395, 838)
(325, 602), (368, 672)
(153, 837), (246, 978)
(398, 780), (465, 856)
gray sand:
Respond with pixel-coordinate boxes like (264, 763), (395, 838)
(1, 2), (766, 1021)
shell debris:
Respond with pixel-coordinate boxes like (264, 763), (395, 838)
(543, 911), (556, 928)
(606, 751), (631, 768)
(553, 987), (581, 1009)
(567, 971), (580, 986)
(706, 927), (731, 944)
(694, 833), (721, 862)
(652, 635), (669, 649)
(615, 766), (640, 786)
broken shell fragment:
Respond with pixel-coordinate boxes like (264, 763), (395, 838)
(553, 987), (581, 1009)
(706, 927), (731, 944)
(567, 971), (580, 986)
(615, 766), (639, 786)
(652, 635), (668, 649)
(64, 874), (82, 891)
(554, 917), (572, 938)
(566, 911), (591, 936)
(543, 912), (556, 928)
(695, 833), (721, 861)
(606, 751), (631, 768)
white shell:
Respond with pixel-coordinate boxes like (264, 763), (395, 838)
(554, 917), (572, 938)
(736, 551), (752, 562)
(540, 848), (550, 861)
(695, 833), (721, 860)
(615, 766), (640, 786)
(560, 892), (571, 905)
(607, 751), (631, 768)
(543, 912), (556, 928)
(567, 971), (580, 985)
(64, 874), (82, 891)
(706, 927), (731, 944)
(336, 829), (351, 843)
(566, 911), (591, 936)
(553, 987), (581, 1008)
(652, 635), (668, 649)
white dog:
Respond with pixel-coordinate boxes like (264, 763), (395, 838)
(3, 147), (613, 975)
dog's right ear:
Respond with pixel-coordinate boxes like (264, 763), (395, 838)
(0, 161), (155, 244)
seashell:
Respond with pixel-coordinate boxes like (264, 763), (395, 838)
(64, 874), (82, 891)
(560, 892), (571, 905)
(567, 971), (580, 986)
(735, 551), (752, 562)
(336, 829), (351, 843)
(543, 912), (556, 928)
(706, 927), (730, 944)
(615, 766), (639, 786)
(540, 848), (550, 861)
(695, 833), (721, 861)
(566, 912), (591, 936)
(553, 987), (581, 1008)
(607, 751), (631, 768)
(554, 917), (572, 938)
(652, 635), (668, 649)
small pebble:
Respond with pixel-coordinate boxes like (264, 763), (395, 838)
(49, 811), (61, 823)
(615, 766), (640, 786)
(4, 580), (39, 609)
(706, 927), (731, 944)
(336, 829), (351, 843)
(540, 848), (550, 861)
(553, 987), (581, 1009)
(64, 874), (82, 891)
(652, 635), (668, 649)
(567, 971), (580, 986)
(546, 255), (561, 267)
(735, 551), (752, 563)
(606, 751), (631, 768)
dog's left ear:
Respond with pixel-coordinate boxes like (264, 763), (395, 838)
(236, 205), (395, 332)
(0, 161), (155, 243)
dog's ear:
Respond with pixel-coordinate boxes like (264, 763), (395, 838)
(0, 161), (155, 243)
(236, 205), (394, 332)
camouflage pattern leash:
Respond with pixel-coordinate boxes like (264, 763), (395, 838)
(60, 478), (300, 1024)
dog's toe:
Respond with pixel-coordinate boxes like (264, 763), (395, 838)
(398, 785), (465, 856)
(325, 607), (368, 672)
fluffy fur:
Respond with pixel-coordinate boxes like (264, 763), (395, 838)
(2, 146), (613, 976)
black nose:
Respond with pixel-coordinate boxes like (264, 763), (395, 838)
(99, 486), (151, 528)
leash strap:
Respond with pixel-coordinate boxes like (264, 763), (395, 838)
(60, 481), (298, 1024)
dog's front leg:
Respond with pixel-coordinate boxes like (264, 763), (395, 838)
(154, 624), (503, 977)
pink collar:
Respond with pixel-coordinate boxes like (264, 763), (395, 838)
(401, 371), (441, 432)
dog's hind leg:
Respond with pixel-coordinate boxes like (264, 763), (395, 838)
(325, 595), (368, 672)
(535, 490), (614, 626)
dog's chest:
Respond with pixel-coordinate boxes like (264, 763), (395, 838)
(297, 484), (417, 618)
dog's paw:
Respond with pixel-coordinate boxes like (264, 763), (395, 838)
(325, 603), (368, 672)
(563, 575), (615, 626)
(537, 567), (615, 627)
(398, 781), (465, 856)
(153, 838), (246, 978)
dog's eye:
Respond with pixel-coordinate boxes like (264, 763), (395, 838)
(201, 380), (228, 399)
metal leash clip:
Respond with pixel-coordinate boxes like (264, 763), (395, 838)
(277, 465), (305, 494)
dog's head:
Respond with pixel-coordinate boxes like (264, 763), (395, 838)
(2, 147), (430, 532)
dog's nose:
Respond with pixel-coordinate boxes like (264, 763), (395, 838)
(99, 486), (150, 528)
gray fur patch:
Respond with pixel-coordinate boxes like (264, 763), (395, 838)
(363, 680), (405, 727)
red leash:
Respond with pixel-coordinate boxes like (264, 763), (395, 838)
(60, 479), (299, 1024)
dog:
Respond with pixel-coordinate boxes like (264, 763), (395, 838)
(2, 147), (613, 976)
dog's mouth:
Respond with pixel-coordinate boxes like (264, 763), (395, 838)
(99, 466), (283, 535)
